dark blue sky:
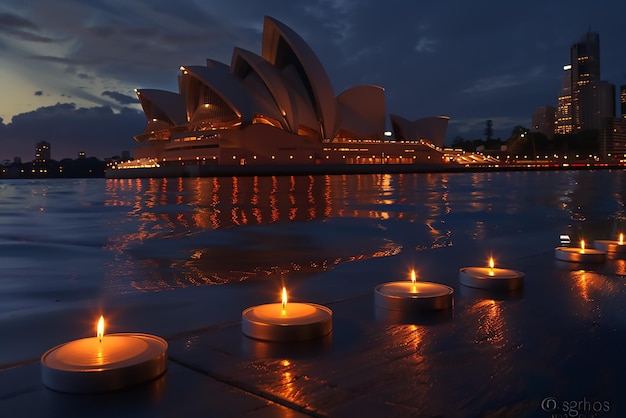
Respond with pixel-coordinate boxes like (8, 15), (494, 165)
(1, 0), (625, 160)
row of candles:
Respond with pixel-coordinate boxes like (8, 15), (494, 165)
(40, 233), (626, 394)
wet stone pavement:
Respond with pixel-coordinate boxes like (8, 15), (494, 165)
(1, 228), (625, 417)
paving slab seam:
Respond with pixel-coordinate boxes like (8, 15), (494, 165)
(168, 356), (329, 418)
(0, 358), (39, 372)
(163, 320), (242, 341)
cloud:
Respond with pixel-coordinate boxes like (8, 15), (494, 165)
(0, 103), (144, 160)
(463, 75), (522, 94)
(414, 37), (438, 53)
(463, 66), (546, 94)
(0, 11), (53, 42)
(0, 12), (37, 30)
(102, 91), (137, 105)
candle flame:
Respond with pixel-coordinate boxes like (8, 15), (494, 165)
(410, 269), (416, 284)
(580, 239), (585, 253)
(620, 233), (624, 245)
(488, 257), (495, 276)
(97, 315), (104, 342)
(281, 287), (287, 310)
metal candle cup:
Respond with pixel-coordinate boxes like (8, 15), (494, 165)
(459, 258), (524, 290)
(241, 287), (332, 342)
(41, 316), (168, 393)
(593, 234), (626, 253)
(374, 270), (454, 311)
(555, 240), (605, 263)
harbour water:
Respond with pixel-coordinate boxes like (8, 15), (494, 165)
(2, 170), (624, 308)
(1, 170), (625, 417)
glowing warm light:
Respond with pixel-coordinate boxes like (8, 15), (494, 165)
(620, 233), (624, 245)
(488, 257), (495, 276)
(580, 239), (586, 253)
(282, 287), (287, 310)
(410, 269), (417, 293)
(97, 315), (104, 343)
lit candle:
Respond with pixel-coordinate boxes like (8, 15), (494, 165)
(593, 232), (626, 253)
(242, 287), (333, 342)
(375, 269), (454, 311)
(555, 238), (606, 263)
(41, 315), (168, 393)
(459, 256), (524, 290)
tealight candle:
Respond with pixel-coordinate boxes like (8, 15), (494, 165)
(374, 269), (454, 311)
(594, 233), (626, 253)
(242, 287), (333, 342)
(555, 239), (606, 263)
(459, 257), (524, 290)
(41, 315), (168, 393)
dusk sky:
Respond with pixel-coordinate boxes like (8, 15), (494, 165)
(1, 0), (625, 161)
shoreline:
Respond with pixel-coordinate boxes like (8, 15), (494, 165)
(105, 161), (626, 179)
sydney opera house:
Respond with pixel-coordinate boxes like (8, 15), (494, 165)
(109, 16), (450, 177)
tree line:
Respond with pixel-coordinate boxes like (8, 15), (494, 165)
(451, 120), (599, 157)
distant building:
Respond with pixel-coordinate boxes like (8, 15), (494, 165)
(78, 151), (86, 159)
(570, 31), (601, 132)
(579, 80), (615, 130)
(531, 105), (556, 138)
(35, 141), (51, 162)
(556, 65), (573, 134)
(619, 85), (626, 119)
(557, 30), (616, 141)
(600, 117), (626, 158)
(124, 16), (448, 173)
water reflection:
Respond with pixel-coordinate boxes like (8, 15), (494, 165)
(100, 171), (626, 293)
(104, 174), (456, 291)
(468, 299), (507, 349)
(569, 270), (618, 305)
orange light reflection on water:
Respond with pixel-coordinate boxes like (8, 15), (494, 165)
(104, 174), (456, 291)
(469, 299), (506, 349)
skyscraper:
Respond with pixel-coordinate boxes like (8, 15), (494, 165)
(556, 65), (573, 134)
(570, 31), (600, 131)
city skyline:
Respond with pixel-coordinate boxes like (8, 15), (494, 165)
(1, 0), (625, 161)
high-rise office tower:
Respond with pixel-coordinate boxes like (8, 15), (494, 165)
(579, 80), (615, 130)
(556, 65), (573, 134)
(570, 31), (601, 131)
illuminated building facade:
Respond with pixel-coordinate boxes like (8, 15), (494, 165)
(117, 16), (449, 176)
(570, 31), (600, 131)
(556, 65), (573, 134)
